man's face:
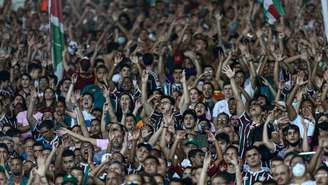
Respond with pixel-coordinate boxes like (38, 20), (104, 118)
(286, 129), (300, 145)
(183, 114), (196, 129)
(223, 85), (233, 99)
(234, 71), (245, 86)
(301, 100), (313, 117)
(112, 130), (124, 149)
(192, 152), (205, 167)
(173, 69), (183, 82)
(61, 80), (71, 92)
(271, 160), (283, 173)
(202, 84), (213, 98)
(108, 163), (123, 175)
(40, 126), (53, 140)
(160, 98), (172, 114)
(24, 140), (34, 154)
(204, 67), (213, 79)
(136, 146), (149, 163)
(249, 101), (262, 117)
(273, 165), (290, 185)
(144, 158), (158, 175)
(245, 149), (261, 168)
(82, 94), (93, 109)
(33, 145), (43, 158)
(62, 156), (75, 173)
(120, 67), (130, 77)
(10, 159), (22, 176)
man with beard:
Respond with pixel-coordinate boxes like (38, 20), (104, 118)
(8, 157), (28, 185)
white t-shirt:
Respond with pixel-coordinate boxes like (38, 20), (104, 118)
(291, 115), (315, 138)
(212, 99), (230, 118)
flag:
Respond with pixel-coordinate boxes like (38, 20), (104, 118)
(260, 0), (285, 24)
(49, 0), (64, 80)
(322, 0), (328, 41)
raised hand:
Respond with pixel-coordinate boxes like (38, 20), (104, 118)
(36, 155), (46, 177)
(181, 70), (186, 84)
(207, 132), (216, 142)
(176, 130), (186, 141)
(295, 74), (308, 86)
(272, 51), (285, 62)
(222, 65), (235, 79)
(215, 12), (223, 21)
(130, 55), (139, 64)
(71, 73), (78, 84)
(184, 50), (196, 59)
(141, 70), (149, 84)
(131, 129), (141, 141)
(114, 54), (123, 66)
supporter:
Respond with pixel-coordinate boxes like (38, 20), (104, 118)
(0, 0), (327, 184)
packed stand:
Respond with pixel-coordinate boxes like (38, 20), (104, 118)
(0, 0), (328, 184)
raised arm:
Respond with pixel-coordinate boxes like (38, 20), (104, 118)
(59, 128), (97, 146)
(75, 105), (89, 137)
(262, 114), (275, 151)
(215, 53), (231, 89)
(198, 152), (211, 185)
(308, 137), (327, 174)
(100, 102), (109, 139)
(222, 65), (245, 116)
(301, 118), (310, 152)
(168, 131), (186, 160)
(65, 74), (77, 106)
(321, 70), (328, 111)
(286, 75), (307, 120)
(27, 89), (38, 131)
(179, 70), (190, 113)
(141, 70), (154, 116)
(184, 51), (202, 76)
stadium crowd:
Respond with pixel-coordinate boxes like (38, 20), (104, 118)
(0, 0), (328, 184)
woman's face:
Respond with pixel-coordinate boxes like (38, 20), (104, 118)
(14, 95), (24, 106)
(96, 68), (106, 81)
(301, 100), (314, 117)
(125, 115), (135, 130)
(121, 78), (133, 92)
(44, 88), (54, 100)
(190, 89), (200, 103)
(120, 94), (131, 109)
(183, 114), (196, 129)
(21, 75), (31, 88)
(195, 103), (206, 116)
